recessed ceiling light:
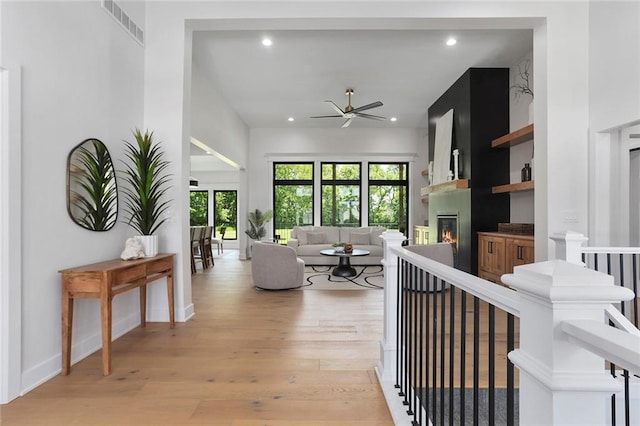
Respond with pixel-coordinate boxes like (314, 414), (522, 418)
(390, 117), (398, 122)
(446, 37), (457, 46)
(288, 117), (295, 122)
(262, 38), (273, 47)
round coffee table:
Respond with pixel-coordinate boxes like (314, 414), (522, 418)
(320, 249), (370, 277)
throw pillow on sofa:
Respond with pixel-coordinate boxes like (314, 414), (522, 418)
(307, 232), (327, 245)
(350, 232), (370, 245)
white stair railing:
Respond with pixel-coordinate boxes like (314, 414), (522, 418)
(377, 231), (638, 426)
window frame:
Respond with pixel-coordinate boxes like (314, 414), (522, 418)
(213, 190), (238, 240)
(367, 162), (410, 234)
(272, 162), (315, 240)
(320, 162), (362, 227)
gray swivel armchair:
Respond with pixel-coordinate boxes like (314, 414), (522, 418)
(251, 241), (305, 290)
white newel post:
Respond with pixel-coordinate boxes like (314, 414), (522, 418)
(376, 231), (406, 382)
(503, 260), (633, 426)
(550, 230), (588, 265)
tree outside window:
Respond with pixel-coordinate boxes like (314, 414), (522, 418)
(190, 191), (208, 226)
(368, 163), (409, 234)
(321, 163), (361, 227)
(214, 190), (237, 239)
(273, 163), (314, 242)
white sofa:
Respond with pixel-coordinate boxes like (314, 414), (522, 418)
(287, 225), (386, 266)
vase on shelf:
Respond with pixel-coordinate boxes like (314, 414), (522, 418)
(521, 163), (532, 182)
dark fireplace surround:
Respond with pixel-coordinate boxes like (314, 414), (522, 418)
(427, 68), (510, 274)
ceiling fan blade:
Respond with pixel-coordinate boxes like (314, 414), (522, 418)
(310, 115), (343, 118)
(351, 101), (383, 113)
(325, 100), (345, 116)
(341, 118), (353, 128)
(355, 112), (387, 120)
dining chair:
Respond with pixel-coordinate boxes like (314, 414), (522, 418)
(202, 225), (214, 268)
(190, 226), (206, 273)
(211, 227), (224, 255)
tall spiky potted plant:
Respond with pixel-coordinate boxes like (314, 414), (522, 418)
(244, 208), (273, 258)
(121, 128), (172, 257)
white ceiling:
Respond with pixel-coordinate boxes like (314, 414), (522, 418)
(189, 28), (533, 166)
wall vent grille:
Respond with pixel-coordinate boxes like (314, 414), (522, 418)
(102, 0), (144, 46)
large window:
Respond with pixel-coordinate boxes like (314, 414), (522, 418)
(214, 190), (237, 239)
(368, 163), (409, 234)
(273, 163), (314, 242)
(321, 162), (361, 227)
(189, 191), (208, 226)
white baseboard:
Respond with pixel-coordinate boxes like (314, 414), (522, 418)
(20, 311), (141, 395)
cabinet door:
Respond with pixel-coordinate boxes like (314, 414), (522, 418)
(506, 238), (534, 272)
(478, 235), (505, 276)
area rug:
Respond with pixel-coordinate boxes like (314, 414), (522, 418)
(301, 265), (384, 290)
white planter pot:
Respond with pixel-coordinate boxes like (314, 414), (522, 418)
(135, 235), (158, 257)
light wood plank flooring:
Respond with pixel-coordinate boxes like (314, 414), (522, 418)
(0, 250), (394, 425)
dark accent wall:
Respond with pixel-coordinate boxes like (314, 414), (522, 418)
(427, 68), (510, 274)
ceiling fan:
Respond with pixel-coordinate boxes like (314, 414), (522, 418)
(310, 89), (386, 128)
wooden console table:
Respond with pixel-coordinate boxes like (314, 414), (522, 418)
(59, 253), (175, 375)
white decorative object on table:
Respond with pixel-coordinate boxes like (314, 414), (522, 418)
(135, 235), (158, 257)
(120, 237), (145, 260)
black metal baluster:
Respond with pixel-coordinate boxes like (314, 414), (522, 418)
(404, 261), (411, 406)
(425, 272), (431, 424)
(460, 290), (467, 426)
(488, 305), (496, 426)
(407, 264), (415, 417)
(507, 313), (515, 426)
(473, 296), (480, 426)
(440, 278), (446, 426)
(624, 369), (630, 426)
(449, 285), (455, 425)
(432, 275), (438, 425)
(417, 268), (425, 426)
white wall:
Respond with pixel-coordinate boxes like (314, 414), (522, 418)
(509, 51), (535, 224)
(190, 61), (247, 251)
(1, 1), (145, 395)
(191, 62), (249, 168)
(588, 1), (640, 246)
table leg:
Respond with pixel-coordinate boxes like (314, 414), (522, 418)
(61, 287), (73, 375)
(167, 270), (175, 328)
(100, 290), (112, 376)
(139, 284), (147, 327)
(332, 256), (357, 277)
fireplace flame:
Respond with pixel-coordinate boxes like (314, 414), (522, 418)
(441, 229), (457, 245)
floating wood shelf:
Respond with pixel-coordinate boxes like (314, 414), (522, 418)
(421, 169), (429, 177)
(492, 180), (534, 194)
(492, 124), (534, 148)
(425, 179), (469, 195)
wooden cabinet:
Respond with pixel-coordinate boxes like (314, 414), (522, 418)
(478, 234), (506, 283)
(413, 225), (430, 245)
(505, 237), (535, 271)
(478, 232), (534, 285)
